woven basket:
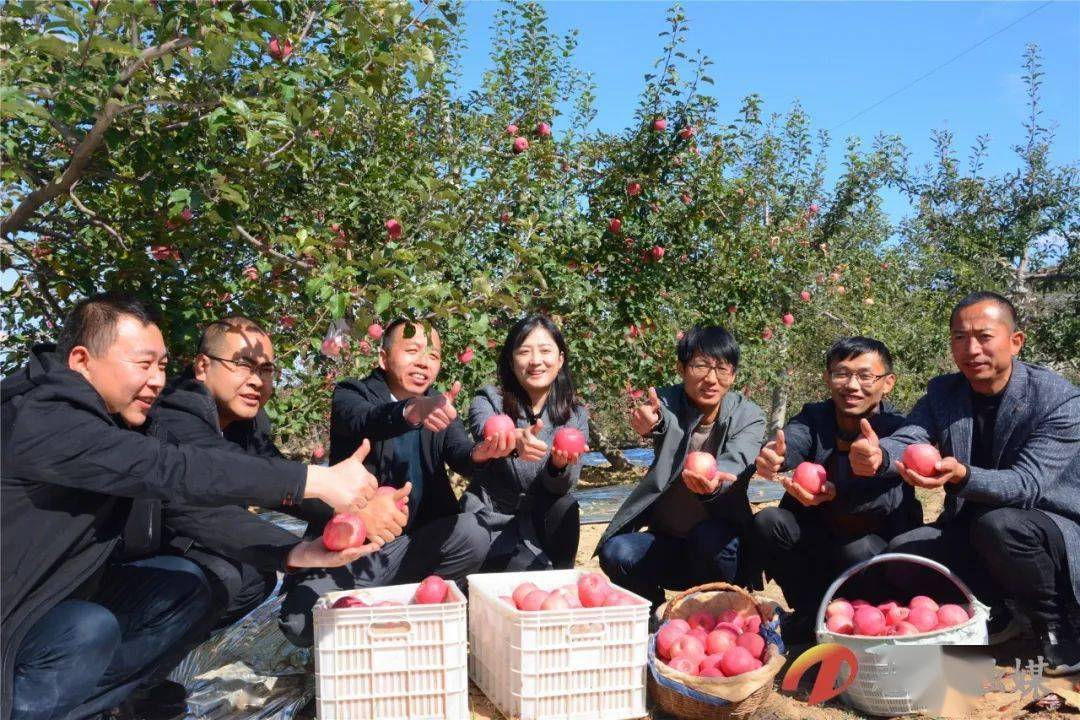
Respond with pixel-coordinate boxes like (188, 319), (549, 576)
(814, 553), (990, 717)
(647, 582), (786, 720)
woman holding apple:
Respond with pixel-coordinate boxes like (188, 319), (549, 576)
(464, 315), (590, 570)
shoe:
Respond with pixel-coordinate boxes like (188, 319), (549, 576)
(988, 606), (1022, 645)
(1040, 625), (1080, 677)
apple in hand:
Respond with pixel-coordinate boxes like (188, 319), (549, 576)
(483, 413), (516, 439)
(684, 451), (717, 478)
(792, 462), (827, 494)
(903, 444), (942, 476)
(553, 427), (587, 455)
(322, 513), (366, 551)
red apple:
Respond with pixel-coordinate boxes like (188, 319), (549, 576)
(716, 609), (744, 631)
(902, 444), (941, 477)
(719, 646), (757, 676)
(458, 347), (474, 364)
(909, 595), (940, 613)
(684, 451), (717, 478)
(825, 614), (854, 635)
(512, 582), (539, 608)
(628, 324), (641, 339)
(852, 606), (886, 636)
(686, 612), (715, 633)
(626, 181), (642, 196)
(577, 573), (610, 608)
(680, 193), (692, 205)
(608, 218), (622, 233)
(885, 606), (910, 626)
(651, 245), (665, 261)
(483, 413), (515, 440)
(500, 211), (511, 225)
(519, 590), (549, 612)
(331, 595), (367, 609)
(179, 207), (194, 223)
(322, 337), (341, 357)
(800, 290), (812, 302)
(907, 607), (938, 633)
(540, 593), (569, 611)
(762, 327), (774, 341)
(736, 632), (765, 660)
(792, 462), (827, 494)
(553, 427), (587, 456)
(669, 634), (706, 663)
(667, 656), (699, 675)
(744, 615), (762, 635)
(826, 599), (854, 619)
(603, 591), (636, 607)
(652, 118), (667, 132)
(656, 619), (690, 658)
(413, 575), (448, 604)
(322, 513), (366, 551)
(807, 203), (820, 215)
(268, 37), (292, 61)
(506, 124), (518, 135)
(889, 621), (919, 636)
(385, 218), (402, 240)
(698, 654), (725, 677)
(937, 604), (969, 628)
(705, 627), (738, 654)
(782, 313), (794, 327)
(513, 137), (529, 154)
(678, 125), (695, 140)
(536, 122), (551, 137)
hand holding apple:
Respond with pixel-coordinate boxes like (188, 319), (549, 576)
(472, 429), (516, 463)
(551, 427), (589, 469)
(897, 455), (967, 489)
(755, 429), (786, 480)
(849, 418), (883, 476)
(630, 386), (662, 436)
(288, 537), (379, 569)
(514, 419), (549, 462)
(780, 474), (836, 507)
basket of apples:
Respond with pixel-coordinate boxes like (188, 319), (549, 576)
(815, 552), (990, 716)
(648, 582), (787, 720)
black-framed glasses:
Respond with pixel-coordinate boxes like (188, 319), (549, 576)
(686, 363), (735, 381)
(204, 354), (277, 380)
(828, 370), (889, 387)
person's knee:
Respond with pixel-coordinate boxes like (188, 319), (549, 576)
(837, 533), (887, 569)
(750, 508), (793, 546)
(65, 603), (123, 661)
(453, 513), (492, 567)
(687, 519), (738, 556)
(147, 556), (214, 621)
(598, 535), (636, 576)
(970, 508), (1029, 554)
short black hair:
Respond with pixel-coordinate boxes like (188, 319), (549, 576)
(676, 326), (740, 370)
(381, 317), (439, 351)
(825, 336), (894, 373)
(950, 291), (1018, 330)
(56, 293), (161, 359)
(198, 316), (270, 357)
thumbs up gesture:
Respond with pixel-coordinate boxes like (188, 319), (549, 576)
(404, 381), (462, 432)
(515, 419), (549, 462)
(849, 418), (883, 476)
(630, 387), (663, 436)
(755, 429), (787, 481)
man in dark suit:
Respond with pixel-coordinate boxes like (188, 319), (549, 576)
(751, 337), (921, 641)
(852, 292), (1080, 675)
(279, 319), (510, 647)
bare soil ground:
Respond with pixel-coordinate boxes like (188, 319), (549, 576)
(463, 483), (1080, 719)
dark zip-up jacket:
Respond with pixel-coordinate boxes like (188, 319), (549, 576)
(0, 346), (306, 720)
(328, 369), (480, 533)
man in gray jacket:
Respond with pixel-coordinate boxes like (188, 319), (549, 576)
(597, 326), (766, 608)
(851, 291), (1080, 675)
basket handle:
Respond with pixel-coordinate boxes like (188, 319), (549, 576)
(814, 552), (983, 630)
(663, 581), (767, 622)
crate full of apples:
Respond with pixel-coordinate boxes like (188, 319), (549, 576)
(467, 569), (650, 720)
(313, 575), (467, 720)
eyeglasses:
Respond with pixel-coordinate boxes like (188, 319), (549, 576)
(204, 354), (277, 380)
(828, 371), (889, 387)
(686, 363), (735, 381)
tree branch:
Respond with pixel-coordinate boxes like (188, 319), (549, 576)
(68, 184), (129, 250)
(234, 225), (313, 270)
(2, 35), (195, 238)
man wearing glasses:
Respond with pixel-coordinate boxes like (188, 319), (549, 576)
(597, 326), (766, 609)
(750, 337), (919, 643)
(130, 316), (408, 702)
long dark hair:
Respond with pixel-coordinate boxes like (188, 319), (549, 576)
(497, 314), (580, 426)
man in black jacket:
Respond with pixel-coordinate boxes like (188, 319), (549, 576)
(280, 319), (511, 647)
(1, 295), (382, 720)
(750, 337), (920, 642)
(132, 316), (410, 696)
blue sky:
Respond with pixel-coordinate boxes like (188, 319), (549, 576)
(452, 1), (1080, 222)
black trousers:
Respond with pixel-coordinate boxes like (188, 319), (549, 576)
(887, 506), (1070, 628)
(749, 505), (888, 618)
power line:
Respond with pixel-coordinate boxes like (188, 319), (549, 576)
(830, 2), (1053, 133)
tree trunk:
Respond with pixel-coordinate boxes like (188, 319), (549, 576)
(768, 376), (789, 438)
(588, 424), (635, 471)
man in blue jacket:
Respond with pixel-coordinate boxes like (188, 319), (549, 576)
(596, 326), (766, 608)
(751, 337), (920, 641)
(852, 292), (1080, 675)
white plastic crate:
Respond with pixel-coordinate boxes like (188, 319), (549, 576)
(313, 581), (468, 720)
(467, 569), (650, 720)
